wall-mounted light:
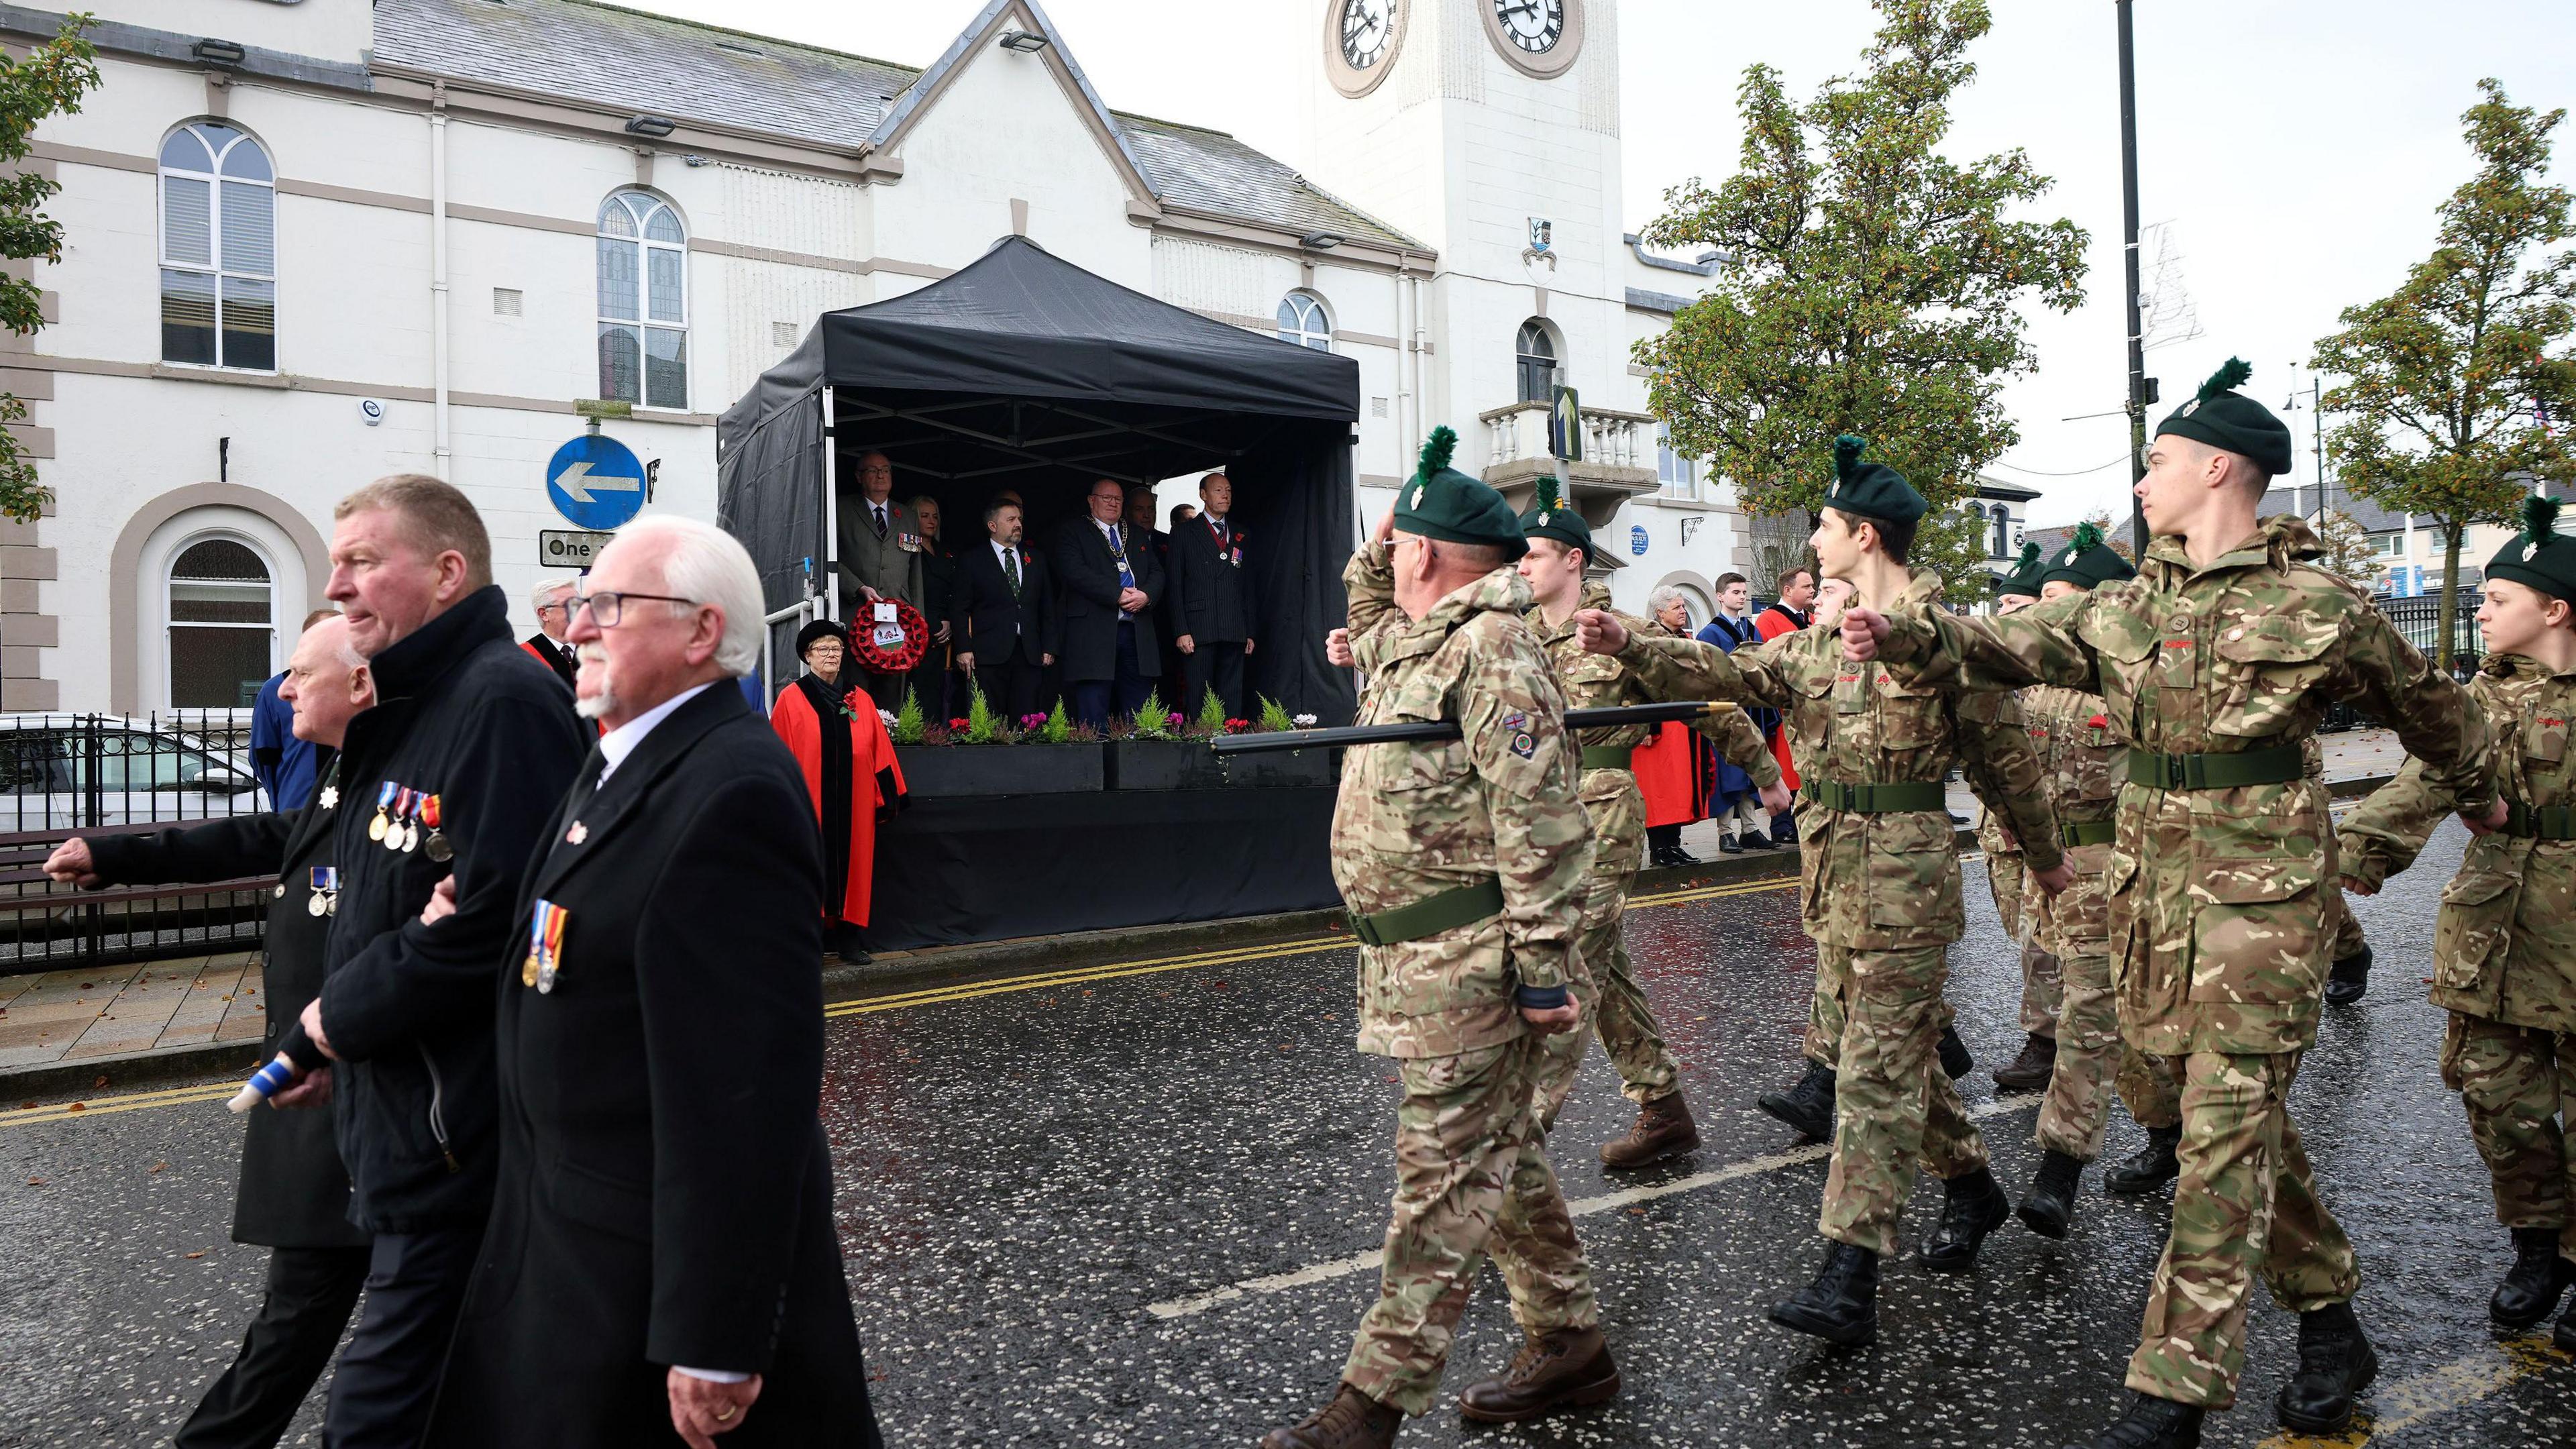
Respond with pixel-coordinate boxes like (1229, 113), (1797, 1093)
(682, 154), (711, 167)
(192, 38), (248, 69)
(1299, 231), (1346, 251)
(997, 30), (1050, 52)
(624, 115), (677, 138)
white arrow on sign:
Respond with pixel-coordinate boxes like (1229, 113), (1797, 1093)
(552, 460), (643, 504)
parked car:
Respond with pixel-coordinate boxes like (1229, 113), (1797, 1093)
(0, 714), (267, 833)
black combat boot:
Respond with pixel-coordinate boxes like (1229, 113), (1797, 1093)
(2018, 1149), (2085, 1239)
(2273, 1300), (2378, 1434)
(1921, 1166), (2012, 1273)
(1767, 1241), (1878, 1345)
(1992, 1032), (2058, 1093)
(1937, 1023), (1974, 1079)
(2491, 1226), (2576, 1329)
(2102, 1125), (2182, 1195)
(2323, 944), (2372, 1006)
(2558, 1283), (2576, 1353)
(1260, 1383), (1401, 1449)
(1756, 1061), (1837, 1142)
(2064, 1393), (2204, 1449)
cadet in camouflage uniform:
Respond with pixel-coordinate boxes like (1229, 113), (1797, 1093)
(2339, 496), (2576, 1348)
(1573, 436), (2063, 1347)
(2008, 525), (2134, 1238)
(1843, 360), (2494, 1448)
(1267, 429), (1614, 1449)
(1986, 543), (2068, 1095)
(1515, 482), (1786, 1169)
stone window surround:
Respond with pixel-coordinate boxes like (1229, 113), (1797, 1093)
(107, 483), (330, 715)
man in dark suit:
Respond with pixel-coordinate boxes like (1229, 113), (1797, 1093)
(905, 494), (961, 720)
(46, 615), (376, 1449)
(1053, 478), (1164, 729)
(1167, 470), (1257, 720)
(521, 580), (580, 692)
(422, 515), (880, 1449)
(836, 450), (927, 712)
(953, 497), (1054, 717)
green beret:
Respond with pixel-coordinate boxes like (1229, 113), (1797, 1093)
(1518, 475), (1592, 553)
(2487, 494), (2576, 604)
(1821, 434), (1927, 526)
(2157, 358), (2294, 477)
(1396, 426), (1527, 559)
(2037, 521), (2137, 592)
(1992, 541), (2045, 598)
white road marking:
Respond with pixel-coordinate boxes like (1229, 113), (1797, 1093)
(1144, 1095), (2043, 1320)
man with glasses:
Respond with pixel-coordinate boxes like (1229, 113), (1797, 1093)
(1053, 478), (1165, 730)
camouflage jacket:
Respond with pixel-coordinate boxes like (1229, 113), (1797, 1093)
(2341, 653), (2576, 1032)
(1336, 541), (1594, 1057)
(1613, 566), (2060, 950)
(1875, 515), (2493, 1055)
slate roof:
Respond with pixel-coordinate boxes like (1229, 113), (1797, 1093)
(372, 0), (1418, 249)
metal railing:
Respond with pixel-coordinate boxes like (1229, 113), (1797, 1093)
(0, 712), (274, 973)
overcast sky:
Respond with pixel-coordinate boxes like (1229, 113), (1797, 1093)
(630, 0), (2574, 527)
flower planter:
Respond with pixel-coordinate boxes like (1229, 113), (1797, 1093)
(1108, 737), (1338, 790)
(894, 743), (1104, 798)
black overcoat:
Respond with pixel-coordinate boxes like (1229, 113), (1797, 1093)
(1050, 519), (1163, 684)
(1167, 514), (1255, 645)
(422, 683), (879, 1449)
(87, 776), (368, 1249)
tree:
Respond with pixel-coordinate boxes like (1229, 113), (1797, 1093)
(2311, 78), (2576, 670)
(1635, 0), (2087, 599)
(0, 17), (97, 523)
(2308, 508), (2383, 590)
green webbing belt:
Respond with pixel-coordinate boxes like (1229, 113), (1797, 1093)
(2503, 802), (2576, 841)
(1800, 779), (1947, 814)
(2059, 820), (2118, 847)
(1580, 744), (1635, 771)
(1348, 877), (1507, 947)
(2125, 743), (2305, 791)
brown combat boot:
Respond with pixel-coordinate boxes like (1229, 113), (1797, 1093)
(1455, 1326), (1621, 1423)
(1990, 1032), (2057, 1093)
(1599, 1091), (1701, 1170)
(1259, 1383), (1401, 1449)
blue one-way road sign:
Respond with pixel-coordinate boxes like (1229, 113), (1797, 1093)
(545, 433), (647, 531)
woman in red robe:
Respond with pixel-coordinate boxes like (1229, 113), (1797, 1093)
(769, 620), (905, 961)
(1632, 598), (1717, 866)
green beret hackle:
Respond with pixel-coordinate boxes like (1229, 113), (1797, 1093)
(2197, 357), (2254, 403)
(2526, 494), (2562, 545)
(1416, 425), (1457, 481)
(2015, 541), (2041, 572)
(2071, 521), (2103, 555)
(1834, 434), (1868, 484)
(1535, 476), (1562, 515)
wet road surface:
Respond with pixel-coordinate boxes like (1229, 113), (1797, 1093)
(5, 819), (2573, 1447)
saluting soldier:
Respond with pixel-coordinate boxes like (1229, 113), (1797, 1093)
(1515, 479), (1787, 1170)
(1839, 360), (2495, 1446)
(1984, 543), (2067, 1095)
(1572, 435), (2064, 1346)
(2338, 496), (2576, 1348)
(1268, 429), (1613, 1449)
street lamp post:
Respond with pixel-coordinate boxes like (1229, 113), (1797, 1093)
(2116, 0), (2149, 561)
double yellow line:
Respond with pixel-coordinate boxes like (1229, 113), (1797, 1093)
(4, 1077), (236, 1127)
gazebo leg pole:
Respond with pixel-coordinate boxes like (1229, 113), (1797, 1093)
(822, 387), (842, 625)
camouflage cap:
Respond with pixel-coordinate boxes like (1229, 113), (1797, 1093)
(1396, 426), (1527, 559)
(1518, 475), (1592, 553)
(1993, 541), (2045, 598)
(2037, 521), (2137, 591)
(1821, 434), (1927, 526)
(2157, 358), (2294, 477)
(2487, 494), (2576, 604)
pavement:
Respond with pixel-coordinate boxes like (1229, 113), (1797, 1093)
(5, 813), (2573, 1446)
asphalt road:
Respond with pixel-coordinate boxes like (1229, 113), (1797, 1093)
(4, 820), (2573, 1448)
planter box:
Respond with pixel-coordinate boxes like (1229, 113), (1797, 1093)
(1108, 738), (1339, 790)
(894, 743), (1104, 798)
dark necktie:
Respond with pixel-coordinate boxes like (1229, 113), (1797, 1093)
(1003, 547), (1021, 598)
(871, 504), (888, 540)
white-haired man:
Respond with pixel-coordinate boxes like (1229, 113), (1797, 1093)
(522, 578), (580, 691)
(422, 515), (883, 1449)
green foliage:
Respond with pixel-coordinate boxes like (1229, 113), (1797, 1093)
(0, 17), (99, 523)
(1256, 695), (1295, 734)
(1192, 685), (1228, 737)
(962, 682), (1000, 744)
(1635, 0), (2087, 600)
(2312, 78), (2576, 667)
(889, 685), (925, 745)
(1128, 688), (1172, 739)
(1038, 698), (1073, 744)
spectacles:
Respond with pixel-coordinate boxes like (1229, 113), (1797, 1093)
(569, 589), (696, 627)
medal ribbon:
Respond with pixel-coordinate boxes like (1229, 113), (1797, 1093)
(421, 795), (442, 829)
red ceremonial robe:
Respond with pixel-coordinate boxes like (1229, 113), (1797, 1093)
(1752, 604), (1805, 790)
(1632, 719), (1715, 830)
(770, 674), (906, 926)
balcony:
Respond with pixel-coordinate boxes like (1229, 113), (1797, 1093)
(1477, 401), (1660, 530)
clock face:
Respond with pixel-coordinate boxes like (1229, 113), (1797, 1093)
(1340, 0), (1393, 70)
(1493, 0), (1565, 53)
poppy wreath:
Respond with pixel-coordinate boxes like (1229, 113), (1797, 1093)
(851, 599), (930, 675)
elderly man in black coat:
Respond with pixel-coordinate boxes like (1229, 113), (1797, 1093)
(45, 613), (375, 1449)
(421, 515), (879, 1449)
(1167, 470), (1257, 720)
(1052, 477), (1164, 730)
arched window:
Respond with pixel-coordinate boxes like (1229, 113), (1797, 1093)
(1515, 319), (1558, 405)
(158, 122), (275, 370)
(1276, 292), (1332, 351)
(597, 191), (688, 409)
(165, 535), (275, 708)
(1989, 504), (2012, 558)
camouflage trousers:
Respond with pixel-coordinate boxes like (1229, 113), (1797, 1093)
(2019, 943), (2064, 1038)
(2439, 1013), (2576, 1257)
(1536, 779), (1676, 1128)
(2034, 842), (2116, 1159)
(2126, 1051), (2360, 1410)
(2118, 1047), (2182, 1130)
(1815, 944), (1991, 1256)
(1345, 1035), (1597, 1415)
(1990, 852), (2062, 1036)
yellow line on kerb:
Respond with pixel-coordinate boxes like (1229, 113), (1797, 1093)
(1, 1080), (235, 1128)
(2253, 1334), (2573, 1447)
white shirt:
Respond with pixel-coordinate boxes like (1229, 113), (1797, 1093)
(596, 682), (716, 783)
(990, 538), (1020, 572)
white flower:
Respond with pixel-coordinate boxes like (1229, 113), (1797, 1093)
(1293, 714), (1317, 728)
(877, 709), (898, 725)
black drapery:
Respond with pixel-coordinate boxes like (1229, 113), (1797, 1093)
(717, 236), (1360, 724)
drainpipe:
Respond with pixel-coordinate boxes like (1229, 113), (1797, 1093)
(430, 87), (451, 474)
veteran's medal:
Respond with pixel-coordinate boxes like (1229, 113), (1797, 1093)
(422, 795), (451, 863)
(368, 781), (395, 842)
(529, 900), (568, 994)
(382, 789), (407, 852)
(307, 866), (337, 917)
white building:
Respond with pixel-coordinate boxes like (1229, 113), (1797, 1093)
(3, 0), (1749, 716)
